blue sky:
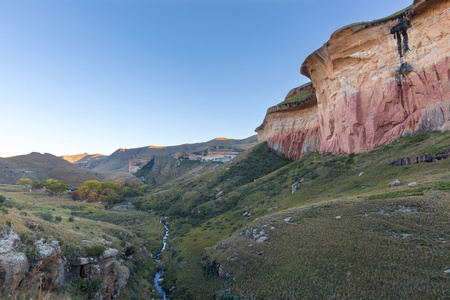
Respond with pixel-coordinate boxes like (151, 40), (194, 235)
(0, 0), (412, 157)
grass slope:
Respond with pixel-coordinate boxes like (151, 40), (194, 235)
(136, 130), (450, 299)
(0, 184), (166, 299)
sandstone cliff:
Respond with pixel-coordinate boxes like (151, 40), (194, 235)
(257, 0), (450, 158)
(256, 83), (320, 159)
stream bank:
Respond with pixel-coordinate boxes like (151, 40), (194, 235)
(154, 217), (170, 299)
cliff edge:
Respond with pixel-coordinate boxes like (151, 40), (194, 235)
(257, 0), (450, 159)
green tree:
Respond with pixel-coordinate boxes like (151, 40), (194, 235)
(31, 180), (43, 189)
(103, 192), (121, 205)
(41, 179), (67, 196)
(101, 182), (123, 193)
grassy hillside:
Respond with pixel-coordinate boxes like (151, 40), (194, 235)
(0, 184), (166, 299)
(135, 130), (450, 299)
(0, 152), (134, 186)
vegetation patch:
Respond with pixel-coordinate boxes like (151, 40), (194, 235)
(278, 91), (312, 105)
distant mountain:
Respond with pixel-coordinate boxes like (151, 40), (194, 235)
(61, 136), (258, 186)
(87, 136), (258, 174)
(0, 152), (134, 186)
(62, 153), (107, 169)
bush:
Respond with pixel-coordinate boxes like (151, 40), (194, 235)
(68, 216), (74, 222)
(38, 211), (53, 222)
(0, 195), (6, 203)
(121, 186), (138, 197)
(70, 190), (85, 201)
(219, 289), (239, 300)
(61, 278), (104, 297)
(85, 245), (106, 257)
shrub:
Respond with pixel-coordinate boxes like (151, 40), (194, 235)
(61, 278), (104, 296)
(121, 186), (138, 197)
(70, 190), (85, 201)
(42, 263), (56, 273)
(219, 289), (239, 300)
(85, 245), (106, 257)
(38, 211), (53, 222)
(68, 216), (74, 222)
(55, 216), (62, 222)
(62, 244), (78, 261)
(0, 195), (6, 203)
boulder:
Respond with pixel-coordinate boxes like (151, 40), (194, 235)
(0, 227), (29, 289)
(388, 179), (402, 187)
(292, 182), (301, 194)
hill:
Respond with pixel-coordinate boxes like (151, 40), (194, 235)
(89, 136), (258, 175)
(0, 152), (133, 186)
(62, 153), (107, 169)
(135, 129), (450, 299)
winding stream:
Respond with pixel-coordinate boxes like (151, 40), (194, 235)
(154, 217), (171, 299)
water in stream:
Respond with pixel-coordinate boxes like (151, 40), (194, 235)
(154, 217), (171, 299)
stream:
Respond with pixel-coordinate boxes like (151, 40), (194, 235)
(154, 217), (171, 299)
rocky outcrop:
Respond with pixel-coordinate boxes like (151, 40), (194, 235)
(128, 157), (153, 174)
(0, 227), (129, 299)
(389, 151), (450, 165)
(0, 227), (29, 289)
(256, 83), (320, 159)
(257, 0), (450, 158)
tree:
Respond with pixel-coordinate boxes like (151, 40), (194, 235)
(104, 192), (120, 205)
(41, 179), (67, 196)
(16, 178), (32, 185)
(86, 191), (98, 203)
(78, 180), (103, 195)
(101, 182), (123, 194)
(31, 180), (43, 189)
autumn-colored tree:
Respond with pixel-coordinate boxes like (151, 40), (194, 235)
(78, 180), (124, 195)
(41, 179), (67, 196)
(70, 190), (85, 201)
(86, 190), (98, 203)
(100, 188), (114, 196)
(16, 178), (32, 186)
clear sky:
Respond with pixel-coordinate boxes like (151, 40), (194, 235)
(0, 0), (412, 158)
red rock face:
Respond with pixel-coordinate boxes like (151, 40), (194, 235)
(258, 0), (450, 158)
(256, 83), (320, 160)
(266, 127), (320, 160)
